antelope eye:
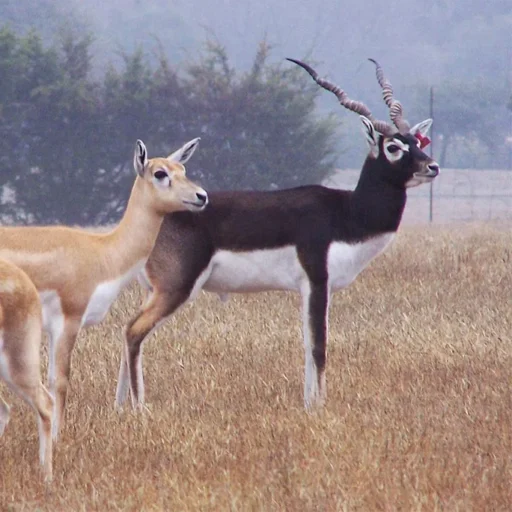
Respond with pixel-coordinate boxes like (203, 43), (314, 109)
(387, 144), (401, 154)
(154, 170), (168, 180)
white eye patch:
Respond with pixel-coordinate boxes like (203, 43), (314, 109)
(384, 138), (409, 162)
(152, 170), (170, 188)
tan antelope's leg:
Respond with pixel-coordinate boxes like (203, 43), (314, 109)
(115, 347), (129, 407)
(6, 324), (54, 480)
(34, 385), (54, 480)
(0, 388), (53, 480)
(0, 395), (10, 435)
(50, 316), (81, 439)
(116, 287), (154, 407)
(10, 383), (54, 480)
(124, 290), (187, 409)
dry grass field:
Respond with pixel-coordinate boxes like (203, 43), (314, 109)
(2, 223), (512, 510)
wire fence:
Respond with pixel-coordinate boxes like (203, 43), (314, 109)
(322, 168), (512, 224)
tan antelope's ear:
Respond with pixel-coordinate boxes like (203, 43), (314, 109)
(167, 137), (200, 164)
(134, 140), (148, 177)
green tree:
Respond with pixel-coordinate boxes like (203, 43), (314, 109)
(0, 28), (339, 225)
(0, 27), (60, 221)
(183, 41), (338, 190)
(0, 28), (135, 224)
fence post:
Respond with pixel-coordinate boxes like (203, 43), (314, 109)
(429, 86), (434, 223)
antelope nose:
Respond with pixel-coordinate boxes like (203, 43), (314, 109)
(427, 163), (439, 176)
(196, 191), (208, 206)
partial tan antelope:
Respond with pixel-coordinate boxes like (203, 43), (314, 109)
(0, 138), (207, 438)
(0, 259), (54, 481)
(115, 59), (439, 411)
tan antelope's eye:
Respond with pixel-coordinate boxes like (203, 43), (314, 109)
(154, 170), (168, 180)
(387, 144), (401, 154)
(153, 169), (171, 188)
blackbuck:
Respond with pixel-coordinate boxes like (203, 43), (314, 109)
(0, 260), (54, 481)
(0, 139), (207, 438)
(115, 59), (440, 410)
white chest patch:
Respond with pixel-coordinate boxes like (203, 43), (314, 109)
(327, 234), (395, 290)
(203, 247), (306, 294)
(81, 260), (146, 327)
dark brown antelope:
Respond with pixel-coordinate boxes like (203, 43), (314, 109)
(115, 58), (439, 410)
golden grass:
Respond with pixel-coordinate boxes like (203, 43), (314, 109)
(2, 223), (512, 510)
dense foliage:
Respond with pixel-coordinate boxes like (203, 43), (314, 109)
(0, 28), (337, 224)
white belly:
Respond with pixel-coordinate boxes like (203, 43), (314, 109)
(201, 234), (394, 295)
(204, 247), (306, 293)
(81, 261), (146, 327)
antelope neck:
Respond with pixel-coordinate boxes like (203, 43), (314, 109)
(351, 159), (407, 235)
(101, 180), (164, 272)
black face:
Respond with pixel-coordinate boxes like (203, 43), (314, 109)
(378, 132), (439, 189)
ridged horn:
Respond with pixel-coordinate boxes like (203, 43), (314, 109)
(368, 58), (410, 134)
(287, 57), (395, 136)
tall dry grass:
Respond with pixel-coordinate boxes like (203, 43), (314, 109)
(2, 224), (512, 510)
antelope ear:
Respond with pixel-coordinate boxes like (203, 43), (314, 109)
(410, 119), (433, 138)
(360, 116), (379, 157)
(134, 140), (148, 177)
(167, 137), (200, 164)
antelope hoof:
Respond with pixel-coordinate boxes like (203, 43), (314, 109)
(43, 470), (53, 484)
(304, 390), (326, 411)
(0, 418), (8, 436)
(114, 399), (126, 413)
(0, 403), (10, 435)
(51, 421), (61, 441)
(135, 402), (152, 414)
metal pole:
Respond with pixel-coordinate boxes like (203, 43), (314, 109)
(429, 86), (434, 223)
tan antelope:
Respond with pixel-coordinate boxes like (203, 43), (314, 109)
(0, 259), (54, 481)
(0, 138), (208, 438)
(115, 59), (439, 411)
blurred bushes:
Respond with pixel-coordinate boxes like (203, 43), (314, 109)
(0, 27), (338, 224)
